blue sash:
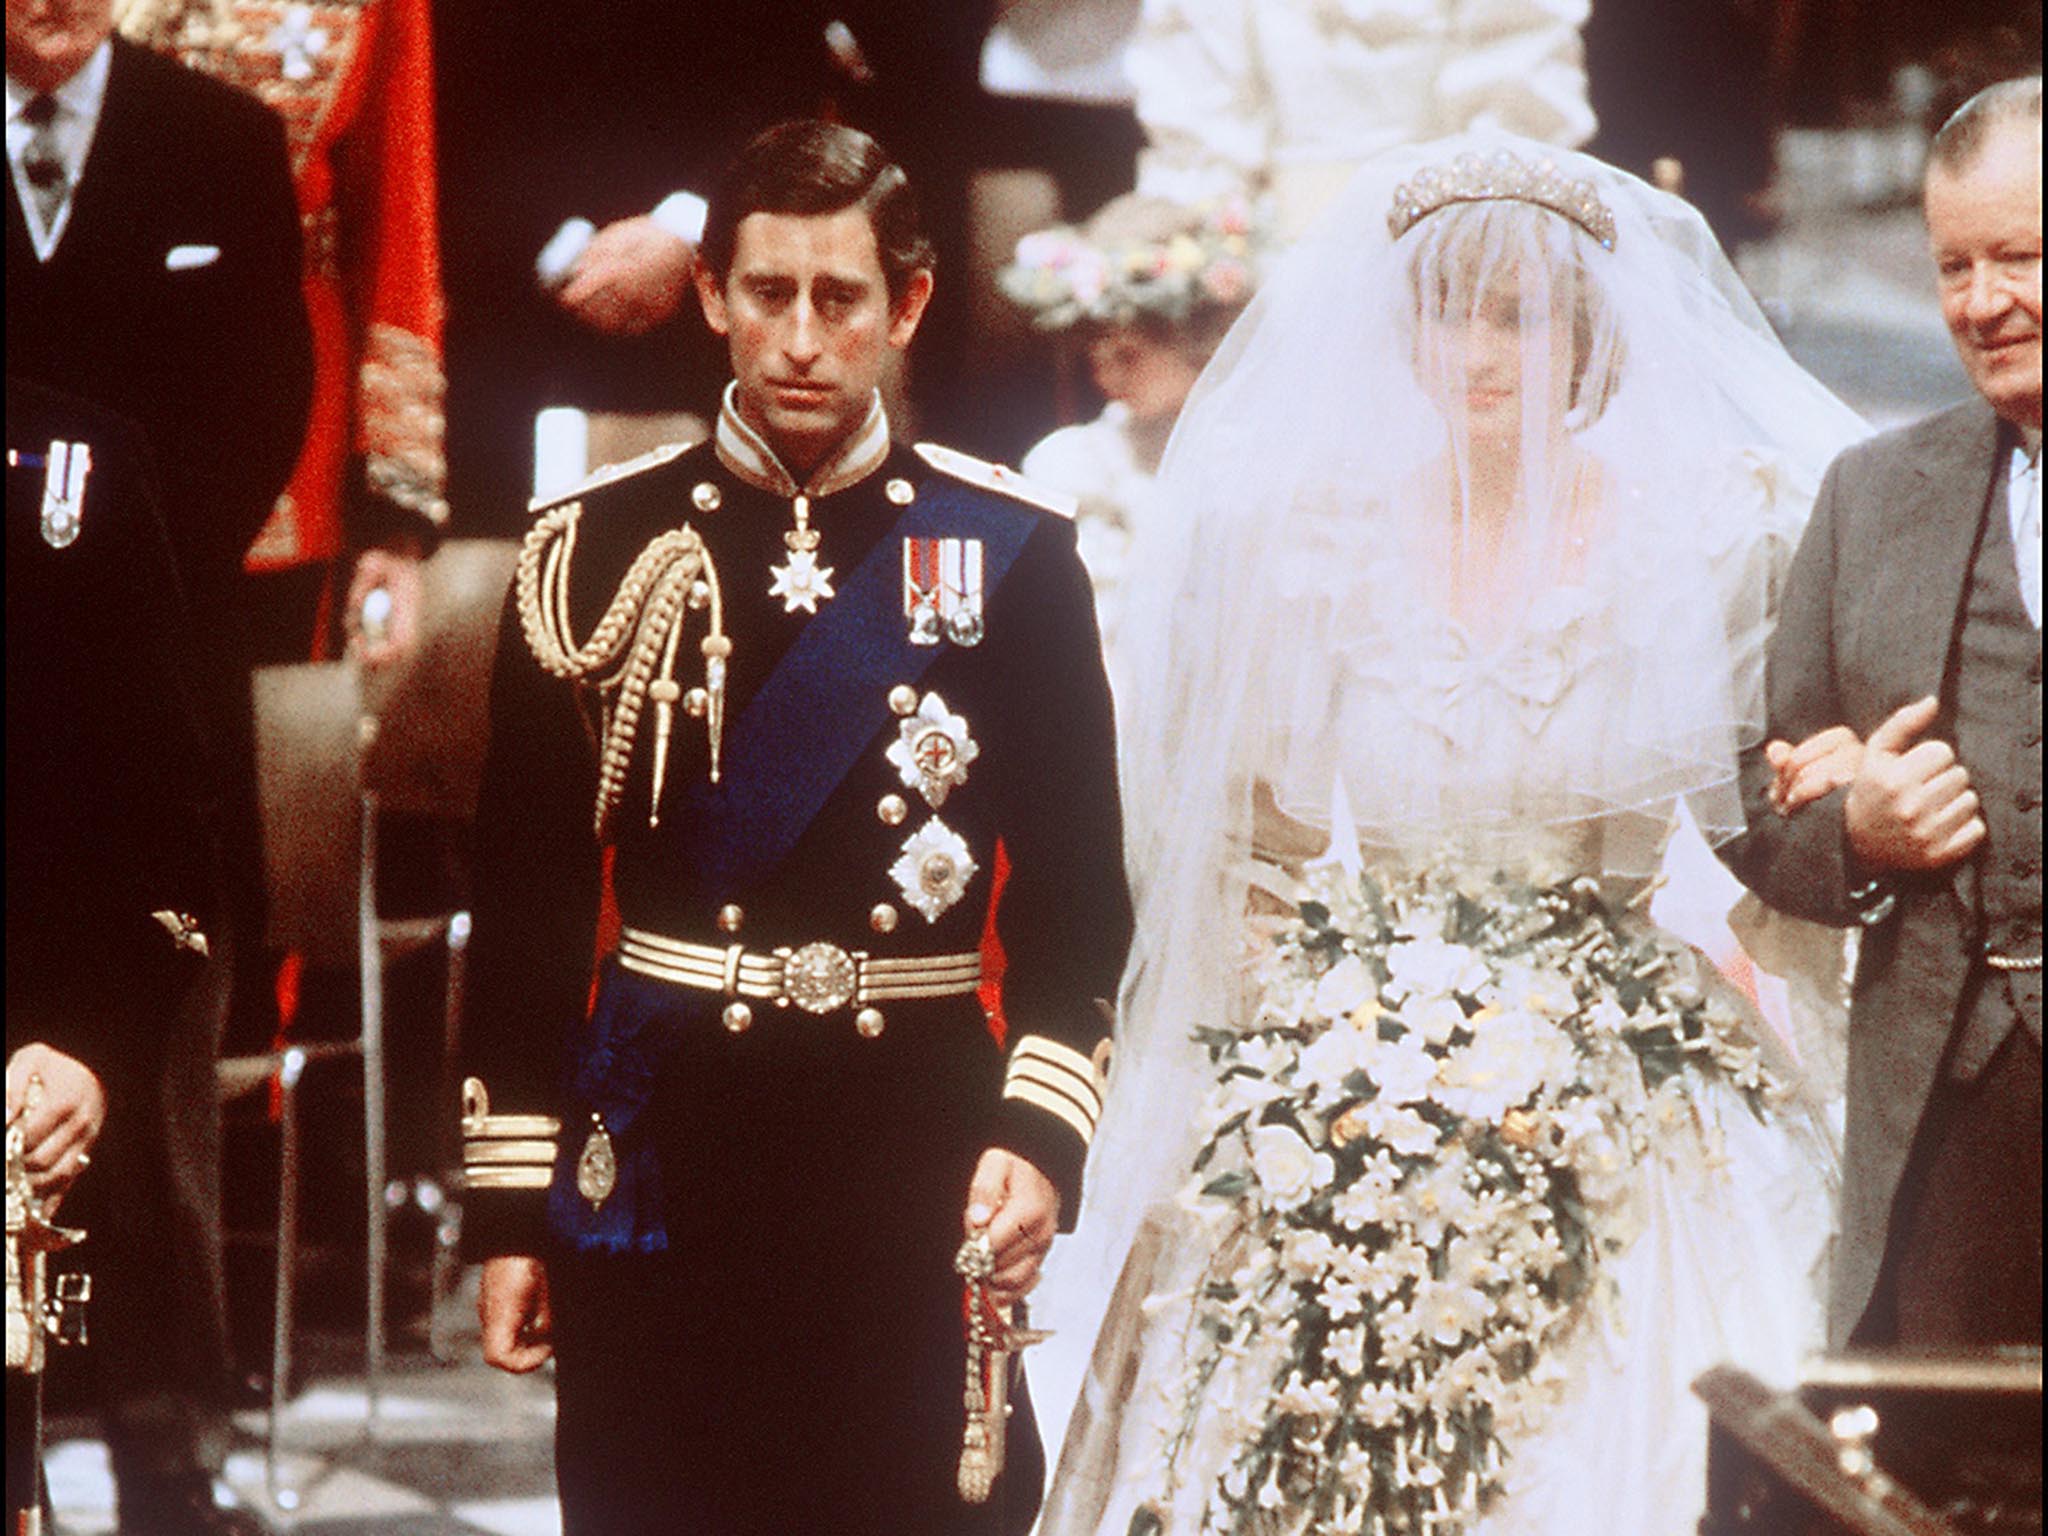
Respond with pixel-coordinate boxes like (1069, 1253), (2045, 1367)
(548, 472), (1040, 1254)
(671, 474), (1038, 898)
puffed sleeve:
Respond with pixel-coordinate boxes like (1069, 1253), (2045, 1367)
(1436, 0), (1596, 148)
(1719, 452), (1867, 928)
(1128, 0), (1272, 211)
(979, 515), (1134, 1224)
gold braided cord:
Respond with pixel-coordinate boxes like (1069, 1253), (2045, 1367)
(515, 503), (725, 840)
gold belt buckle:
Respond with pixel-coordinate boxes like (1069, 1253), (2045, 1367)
(778, 942), (861, 1014)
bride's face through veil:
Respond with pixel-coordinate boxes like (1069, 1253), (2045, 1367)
(1396, 203), (1625, 618)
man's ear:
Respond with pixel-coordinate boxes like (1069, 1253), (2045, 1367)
(694, 259), (730, 336)
(888, 268), (935, 349)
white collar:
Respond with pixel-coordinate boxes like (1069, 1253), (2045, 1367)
(6, 39), (113, 128)
(714, 383), (891, 499)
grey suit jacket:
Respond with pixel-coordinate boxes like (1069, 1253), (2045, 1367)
(1723, 397), (2006, 1343)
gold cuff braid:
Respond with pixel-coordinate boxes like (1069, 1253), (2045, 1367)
(460, 1078), (558, 1192)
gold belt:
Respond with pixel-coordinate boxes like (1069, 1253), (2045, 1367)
(1986, 952), (2043, 973)
(617, 926), (982, 1015)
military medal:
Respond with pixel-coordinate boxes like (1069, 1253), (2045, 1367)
(37, 439), (90, 549)
(890, 817), (978, 922)
(902, 537), (985, 646)
(903, 536), (944, 645)
(885, 692), (978, 809)
(941, 538), (985, 647)
(575, 1113), (617, 1209)
(769, 492), (835, 614)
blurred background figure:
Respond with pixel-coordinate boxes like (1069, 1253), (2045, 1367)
(434, 1), (993, 533)
(115, 0), (453, 1396)
(5, 1), (311, 1529)
(7, 376), (228, 1535)
(999, 192), (1262, 673)
(1125, 0), (1594, 245)
(118, 0), (448, 674)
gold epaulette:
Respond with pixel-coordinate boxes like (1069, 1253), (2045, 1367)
(527, 440), (693, 514)
(460, 1077), (559, 1192)
(914, 443), (1077, 520)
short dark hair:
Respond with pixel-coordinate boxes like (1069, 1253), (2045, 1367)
(699, 120), (935, 303)
(1928, 75), (2042, 176)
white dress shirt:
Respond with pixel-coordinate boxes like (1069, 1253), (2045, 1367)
(2012, 427), (2042, 628)
(6, 40), (112, 261)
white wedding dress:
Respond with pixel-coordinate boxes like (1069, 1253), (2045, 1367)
(1037, 572), (1840, 1535)
(1029, 135), (1870, 1536)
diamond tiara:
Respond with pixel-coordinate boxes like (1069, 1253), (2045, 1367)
(1388, 150), (1618, 251)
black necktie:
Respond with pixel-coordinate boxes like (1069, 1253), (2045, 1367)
(20, 93), (68, 233)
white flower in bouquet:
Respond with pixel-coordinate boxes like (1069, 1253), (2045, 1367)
(1282, 1226), (1338, 1280)
(1446, 1232), (1508, 1288)
(1419, 1277), (1494, 1347)
(1236, 1034), (1296, 1079)
(1433, 1011), (1574, 1121)
(1385, 936), (1491, 999)
(1310, 953), (1377, 1019)
(1249, 1123), (1333, 1211)
(1275, 1372), (1342, 1420)
(1318, 1274), (1367, 1322)
(1488, 961), (1578, 1020)
(1359, 1100), (1442, 1157)
(1363, 1030), (1439, 1105)
(1406, 993), (1470, 1046)
(1297, 1021), (1374, 1104)
(1357, 1381), (1405, 1428)
(1399, 1160), (1478, 1247)
(1323, 1324), (1369, 1377)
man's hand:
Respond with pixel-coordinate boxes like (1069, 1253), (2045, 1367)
(556, 216), (694, 336)
(1765, 725), (1865, 815)
(964, 1148), (1060, 1307)
(344, 544), (424, 670)
(6, 1043), (105, 1207)
(1845, 695), (1987, 871)
(479, 1253), (554, 1373)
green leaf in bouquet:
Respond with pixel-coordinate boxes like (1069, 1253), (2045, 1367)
(1203, 1170), (1253, 1199)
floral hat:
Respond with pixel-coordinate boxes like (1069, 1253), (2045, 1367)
(998, 193), (1268, 333)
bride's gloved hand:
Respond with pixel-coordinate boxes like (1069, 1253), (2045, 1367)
(963, 1147), (1060, 1306)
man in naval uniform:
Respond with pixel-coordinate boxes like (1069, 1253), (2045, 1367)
(460, 120), (1132, 1535)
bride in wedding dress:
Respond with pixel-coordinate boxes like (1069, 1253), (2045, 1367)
(1031, 134), (1869, 1536)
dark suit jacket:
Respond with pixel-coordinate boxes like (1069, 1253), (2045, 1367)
(1723, 397), (2009, 1342)
(5, 36), (313, 617)
(6, 378), (217, 1076)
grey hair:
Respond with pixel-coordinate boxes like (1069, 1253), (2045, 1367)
(1929, 75), (2043, 175)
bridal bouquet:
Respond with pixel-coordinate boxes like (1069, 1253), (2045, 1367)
(1138, 862), (1781, 1536)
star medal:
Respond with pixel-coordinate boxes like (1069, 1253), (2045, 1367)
(770, 492), (835, 614)
(889, 817), (979, 922)
(886, 692), (979, 808)
(38, 438), (90, 549)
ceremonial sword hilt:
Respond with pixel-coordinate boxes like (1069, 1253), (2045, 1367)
(953, 1229), (1051, 1504)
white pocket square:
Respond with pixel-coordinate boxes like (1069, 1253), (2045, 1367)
(165, 244), (221, 271)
